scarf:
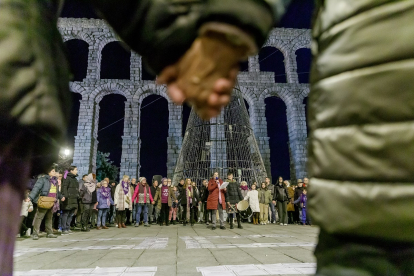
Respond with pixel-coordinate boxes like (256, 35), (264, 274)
(216, 179), (222, 204)
(64, 170), (69, 179)
(84, 182), (96, 194)
(122, 181), (129, 195)
(241, 185), (249, 191)
(138, 183), (148, 203)
(50, 176), (58, 186)
(49, 176), (60, 212)
(101, 186), (111, 206)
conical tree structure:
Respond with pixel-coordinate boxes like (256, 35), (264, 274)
(173, 84), (268, 187)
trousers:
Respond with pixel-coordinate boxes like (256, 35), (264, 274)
(33, 207), (53, 235)
(277, 201), (288, 224)
(259, 203), (269, 223)
(211, 203), (224, 227)
(61, 209), (75, 231)
(97, 208), (108, 226)
(135, 203), (149, 224)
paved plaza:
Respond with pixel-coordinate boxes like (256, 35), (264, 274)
(14, 223), (318, 276)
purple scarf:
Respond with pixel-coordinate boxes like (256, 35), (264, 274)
(101, 186), (111, 199)
(101, 186), (111, 206)
(50, 176), (58, 186)
(241, 185), (249, 191)
(122, 181), (129, 195)
(49, 177), (59, 213)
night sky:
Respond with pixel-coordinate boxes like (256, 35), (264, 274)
(61, 0), (313, 182)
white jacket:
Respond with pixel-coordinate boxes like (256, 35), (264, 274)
(244, 190), (260, 213)
(21, 200), (33, 217)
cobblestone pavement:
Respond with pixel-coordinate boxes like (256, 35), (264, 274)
(14, 222), (318, 276)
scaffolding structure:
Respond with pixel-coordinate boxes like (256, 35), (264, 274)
(172, 85), (268, 188)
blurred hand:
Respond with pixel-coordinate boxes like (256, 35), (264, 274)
(158, 33), (247, 120)
(61, 197), (65, 202)
(25, 198), (31, 202)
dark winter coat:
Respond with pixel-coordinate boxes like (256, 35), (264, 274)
(178, 185), (200, 207)
(200, 185), (209, 202)
(207, 178), (226, 210)
(274, 184), (290, 202)
(61, 173), (79, 210)
(225, 180), (243, 205)
(29, 175), (63, 204)
(294, 186), (304, 202)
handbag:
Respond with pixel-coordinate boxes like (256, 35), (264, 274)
(38, 196), (56, 209)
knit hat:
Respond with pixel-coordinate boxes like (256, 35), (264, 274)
(139, 177), (146, 182)
(297, 179), (303, 183)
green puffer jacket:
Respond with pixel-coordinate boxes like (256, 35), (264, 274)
(308, 0), (414, 242)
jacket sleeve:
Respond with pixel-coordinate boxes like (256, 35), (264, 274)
(29, 177), (44, 202)
(79, 185), (85, 199)
(97, 189), (101, 204)
(131, 186), (139, 203)
(244, 191), (250, 202)
(154, 188), (160, 203)
(149, 188), (154, 203)
(61, 179), (68, 198)
(208, 180), (217, 193)
(88, 0), (282, 75)
(114, 185), (119, 206)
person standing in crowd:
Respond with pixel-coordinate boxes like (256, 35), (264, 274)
(294, 188), (310, 225)
(109, 180), (117, 226)
(178, 179), (197, 226)
(128, 178), (137, 225)
(303, 177), (309, 188)
(114, 175), (134, 228)
(167, 178), (172, 187)
(244, 183), (260, 225)
(149, 179), (158, 225)
(169, 185), (180, 225)
(154, 178), (177, 226)
(95, 180), (114, 230)
(285, 181), (295, 224)
(60, 166), (79, 235)
(19, 190), (33, 238)
(132, 177), (154, 227)
(225, 172), (244, 229)
(258, 182), (272, 225)
(240, 181), (250, 198)
(177, 179), (185, 223)
(294, 180), (304, 224)
(265, 177), (276, 224)
(200, 179), (210, 225)
(79, 174), (97, 232)
(207, 172), (226, 230)
(28, 166), (64, 240)
(52, 172), (63, 232)
(273, 176), (290, 226)
(75, 174), (88, 228)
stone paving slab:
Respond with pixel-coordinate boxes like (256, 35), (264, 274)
(15, 223), (318, 276)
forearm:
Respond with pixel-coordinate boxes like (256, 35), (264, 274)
(88, 0), (277, 74)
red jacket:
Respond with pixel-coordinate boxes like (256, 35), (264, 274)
(207, 178), (226, 210)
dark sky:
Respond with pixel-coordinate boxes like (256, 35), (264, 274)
(62, 0), (313, 182)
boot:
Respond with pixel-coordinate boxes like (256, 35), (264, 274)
(237, 215), (243, 229)
(122, 223), (126, 228)
(230, 219), (234, 229)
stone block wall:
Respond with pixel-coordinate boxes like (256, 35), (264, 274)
(59, 18), (311, 181)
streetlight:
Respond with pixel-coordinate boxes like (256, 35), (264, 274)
(63, 148), (70, 157)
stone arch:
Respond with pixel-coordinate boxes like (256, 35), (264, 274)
(69, 82), (87, 96)
(239, 86), (257, 128)
(96, 36), (121, 70)
(64, 39), (89, 81)
(258, 46), (287, 83)
(100, 41), (131, 79)
(90, 83), (133, 103)
(61, 32), (93, 46)
(134, 85), (171, 105)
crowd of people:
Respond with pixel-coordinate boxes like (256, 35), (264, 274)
(19, 166), (311, 240)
